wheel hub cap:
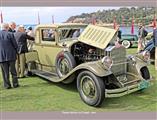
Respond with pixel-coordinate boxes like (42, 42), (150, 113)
(59, 59), (69, 75)
(81, 76), (96, 98)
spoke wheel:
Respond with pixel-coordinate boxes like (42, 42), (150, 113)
(81, 76), (97, 99)
(55, 51), (76, 84)
(59, 58), (70, 75)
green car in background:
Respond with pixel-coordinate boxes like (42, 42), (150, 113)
(121, 32), (153, 49)
(121, 34), (138, 48)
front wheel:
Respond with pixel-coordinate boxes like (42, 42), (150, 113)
(77, 71), (105, 107)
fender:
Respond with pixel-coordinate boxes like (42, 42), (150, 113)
(60, 60), (112, 82)
(75, 61), (112, 77)
(134, 56), (148, 74)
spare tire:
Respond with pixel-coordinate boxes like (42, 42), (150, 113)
(122, 40), (131, 48)
(55, 51), (76, 78)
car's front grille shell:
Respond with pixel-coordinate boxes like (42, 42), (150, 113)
(105, 46), (127, 76)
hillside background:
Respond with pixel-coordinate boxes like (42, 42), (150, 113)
(66, 7), (157, 26)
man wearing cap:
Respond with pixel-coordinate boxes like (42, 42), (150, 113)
(138, 23), (145, 52)
(8, 22), (16, 33)
(0, 23), (19, 89)
(116, 25), (122, 41)
(14, 25), (35, 78)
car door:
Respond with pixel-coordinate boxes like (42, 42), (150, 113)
(34, 27), (63, 72)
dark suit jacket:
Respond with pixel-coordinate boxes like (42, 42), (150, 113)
(117, 30), (122, 39)
(8, 27), (16, 33)
(153, 28), (157, 46)
(0, 30), (18, 63)
(14, 32), (34, 54)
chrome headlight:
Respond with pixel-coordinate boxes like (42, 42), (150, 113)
(101, 56), (113, 69)
(142, 50), (150, 62)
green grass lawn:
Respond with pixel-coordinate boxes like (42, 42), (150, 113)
(0, 48), (157, 112)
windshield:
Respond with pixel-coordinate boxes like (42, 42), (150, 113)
(59, 26), (86, 42)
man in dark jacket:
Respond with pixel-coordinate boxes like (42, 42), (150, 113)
(153, 28), (157, 70)
(0, 23), (19, 89)
(14, 25), (34, 78)
(137, 24), (145, 52)
(153, 28), (157, 46)
(116, 25), (122, 41)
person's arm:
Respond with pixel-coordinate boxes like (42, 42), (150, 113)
(26, 33), (35, 41)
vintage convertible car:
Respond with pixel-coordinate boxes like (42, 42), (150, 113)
(121, 34), (138, 48)
(25, 23), (153, 107)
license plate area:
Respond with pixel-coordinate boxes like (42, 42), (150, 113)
(138, 80), (149, 89)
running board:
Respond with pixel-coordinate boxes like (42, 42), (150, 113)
(31, 70), (62, 83)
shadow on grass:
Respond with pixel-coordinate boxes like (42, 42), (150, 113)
(1, 92), (43, 101)
(100, 93), (142, 109)
(7, 75), (78, 94)
(130, 45), (138, 48)
(34, 76), (78, 92)
(48, 80), (78, 92)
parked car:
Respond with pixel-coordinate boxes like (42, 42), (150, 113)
(143, 39), (155, 61)
(25, 24), (153, 107)
(121, 34), (138, 48)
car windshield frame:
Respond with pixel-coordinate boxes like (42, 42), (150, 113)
(58, 26), (87, 42)
(121, 34), (138, 40)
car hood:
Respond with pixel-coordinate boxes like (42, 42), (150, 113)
(78, 24), (117, 49)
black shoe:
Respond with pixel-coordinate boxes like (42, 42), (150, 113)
(13, 84), (19, 88)
(20, 76), (26, 78)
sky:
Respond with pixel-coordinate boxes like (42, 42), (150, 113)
(1, 7), (120, 25)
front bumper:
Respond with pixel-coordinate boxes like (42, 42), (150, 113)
(105, 79), (154, 98)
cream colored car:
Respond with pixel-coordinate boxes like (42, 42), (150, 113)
(26, 23), (153, 107)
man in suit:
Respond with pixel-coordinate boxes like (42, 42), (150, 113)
(8, 22), (16, 33)
(0, 23), (19, 89)
(14, 25), (34, 78)
(153, 28), (157, 70)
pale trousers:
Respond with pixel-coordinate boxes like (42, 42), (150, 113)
(16, 53), (26, 77)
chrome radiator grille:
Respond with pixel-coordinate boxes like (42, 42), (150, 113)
(105, 46), (126, 76)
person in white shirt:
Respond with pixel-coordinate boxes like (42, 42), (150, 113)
(27, 26), (35, 51)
